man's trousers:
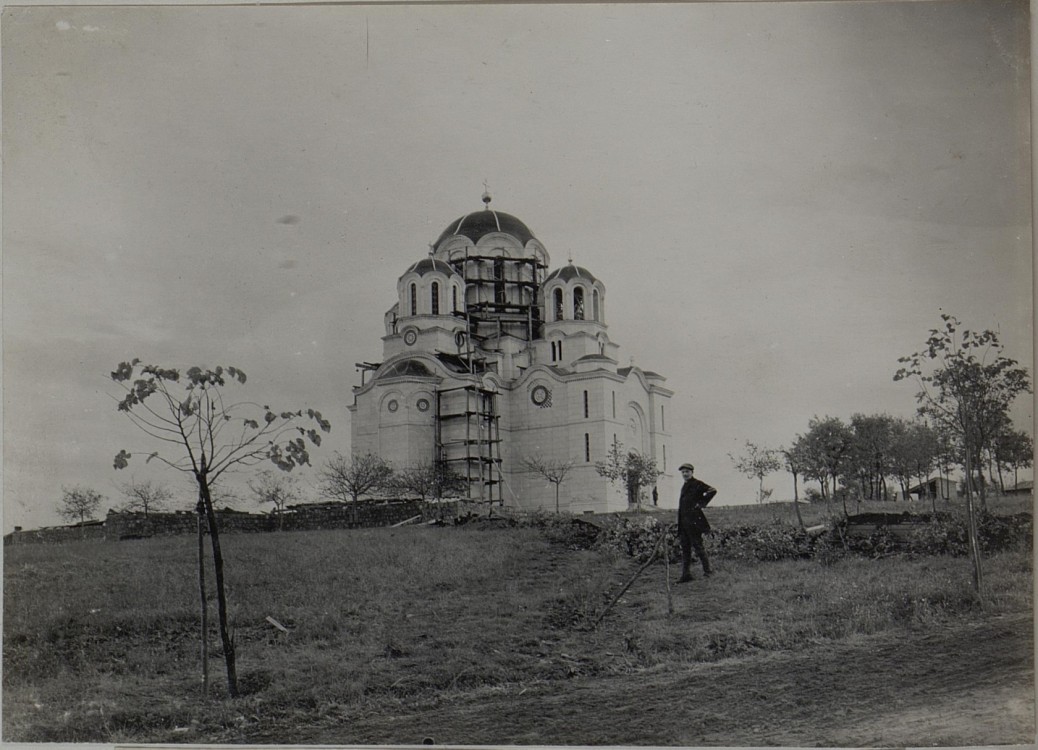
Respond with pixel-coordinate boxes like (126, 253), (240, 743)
(678, 527), (711, 576)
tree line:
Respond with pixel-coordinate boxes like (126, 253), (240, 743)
(732, 315), (1032, 520)
(57, 454), (469, 529)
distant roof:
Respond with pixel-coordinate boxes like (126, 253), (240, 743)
(544, 263), (598, 284)
(402, 258), (459, 278)
(617, 367), (661, 379)
(434, 209), (537, 248)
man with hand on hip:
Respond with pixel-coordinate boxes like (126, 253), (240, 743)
(677, 462), (717, 583)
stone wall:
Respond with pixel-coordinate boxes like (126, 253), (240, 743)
(4, 522), (107, 545)
(3, 500), (460, 545)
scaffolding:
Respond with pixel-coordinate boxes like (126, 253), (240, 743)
(435, 384), (502, 504)
(432, 246), (547, 504)
(449, 251), (547, 346)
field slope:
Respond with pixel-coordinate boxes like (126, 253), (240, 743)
(3, 510), (1034, 745)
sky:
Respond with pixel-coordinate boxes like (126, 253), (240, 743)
(2, 0), (1033, 532)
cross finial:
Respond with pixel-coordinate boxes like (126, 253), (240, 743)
(481, 181), (492, 208)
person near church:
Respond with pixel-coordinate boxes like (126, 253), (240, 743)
(676, 462), (716, 582)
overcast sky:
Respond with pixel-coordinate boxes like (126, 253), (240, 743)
(2, 0), (1032, 532)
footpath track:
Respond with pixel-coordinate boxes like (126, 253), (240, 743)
(285, 612), (1034, 746)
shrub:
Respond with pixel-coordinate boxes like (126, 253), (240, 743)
(906, 511), (1032, 556)
(518, 511), (602, 550)
(595, 516), (671, 562)
(593, 510), (1032, 564)
(710, 524), (822, 562)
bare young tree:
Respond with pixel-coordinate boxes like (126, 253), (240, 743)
(319, 451), (393, 504)
(116, 477), (174, 516)
(523, 454), (576, 514)
(111, 360), (330, 698)
(248, 470), (302, 530)
(390, 461), (468, 501)
(729, 441), (782, 504)
(779, 440), (807, 531)
(58, 486), (105, 524)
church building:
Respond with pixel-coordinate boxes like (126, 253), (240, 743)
(348, 194), (674, 513)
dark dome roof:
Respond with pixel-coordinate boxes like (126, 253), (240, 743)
(544, 263), (598, 284)
(401, 258), (459, 278)
(434, 209), (536, 248)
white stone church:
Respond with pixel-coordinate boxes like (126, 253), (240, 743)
(348, 195), (673, 513)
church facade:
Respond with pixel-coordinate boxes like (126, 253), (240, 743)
(348, 197), (674, 513)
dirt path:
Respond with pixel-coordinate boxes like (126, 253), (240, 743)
(282, 612), (1033, 746)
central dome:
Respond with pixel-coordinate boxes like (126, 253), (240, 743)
(434, 209), (536, 249)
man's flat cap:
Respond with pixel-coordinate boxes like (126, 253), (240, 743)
(678, 463), (695, 472)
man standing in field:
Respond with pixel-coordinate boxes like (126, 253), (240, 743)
(677, 463), (717, 583)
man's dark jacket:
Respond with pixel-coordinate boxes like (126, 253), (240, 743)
(678, 477), (717, 534)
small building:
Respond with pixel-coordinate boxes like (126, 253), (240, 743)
(348, 195), (674, 514)
(1003, 479), (1033, 496)
(907, 477), (957, 503)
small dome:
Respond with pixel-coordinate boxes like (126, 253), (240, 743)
(401, 258), (459, 279)
(434, 209), (536, 248)
(544, 263), (598, 284)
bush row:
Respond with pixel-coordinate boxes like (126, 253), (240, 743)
(585, 511), (1032, 563)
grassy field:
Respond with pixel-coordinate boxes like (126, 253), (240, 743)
(3, 497), (1034, 745)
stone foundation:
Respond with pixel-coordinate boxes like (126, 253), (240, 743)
(4, 500), (460, 545)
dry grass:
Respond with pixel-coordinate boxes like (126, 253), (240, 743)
(3, 508), (1032, 744)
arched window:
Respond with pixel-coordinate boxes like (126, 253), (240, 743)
(592, 289), (600, 321)
(409, 283), (417, 316)
(452, 286), (458, 312)
(431, 282), (440, 315)
(573, 287), (585, 320)
(553, 288), (564, 321)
